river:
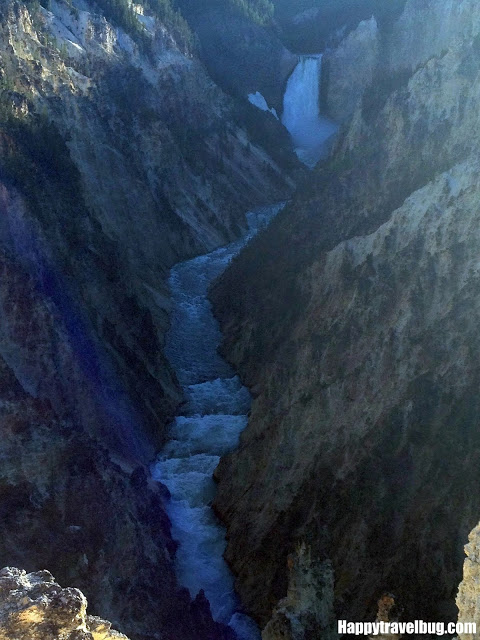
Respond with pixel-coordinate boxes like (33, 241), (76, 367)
(152, 204), (284, 640)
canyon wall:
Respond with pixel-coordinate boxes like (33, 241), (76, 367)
(176, 1), (297, 113)
(324, 16), (379, 123)
(0, 186), (235, 639)
(0, 0), (295, 452)
(270, 0), (406, 55)
(212, 0), (480, 635)
(0, 0), (296, 637)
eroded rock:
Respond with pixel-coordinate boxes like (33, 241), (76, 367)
(0, 567), (128, 640)
(457, 524), (480, 639)
(262, 543), (335, 640)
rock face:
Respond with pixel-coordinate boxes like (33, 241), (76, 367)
(261, 544), (335, 640)
(457, 523), (480, 638)
(0, 0), (295, 637)
(0, 567), (128, 640)
(387, 0), (480, 73)
(324, 16), (379, 123)
(211, 0), (480, 635)
(324, 0), (480, 126)
(271, 0), (406, 54)
(0, 0), (295, 451)
(178, 3), (297, 113)
(0, 285), (232, 639)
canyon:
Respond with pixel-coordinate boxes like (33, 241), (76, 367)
(212, 0), (480, 636)
(1, 0), (480, 639)
(0, 0), (295, 637)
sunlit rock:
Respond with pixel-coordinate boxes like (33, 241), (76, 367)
(0, 567), (129, 640)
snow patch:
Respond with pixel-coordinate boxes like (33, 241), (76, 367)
(248, 91), (279, 119)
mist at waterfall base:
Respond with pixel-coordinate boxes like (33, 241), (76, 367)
(152, 204), (284, 640)
(282, 54), (338, 168)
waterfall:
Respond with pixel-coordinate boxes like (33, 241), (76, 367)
(152, 204), (285, 640)
(282, 54), (338, 168)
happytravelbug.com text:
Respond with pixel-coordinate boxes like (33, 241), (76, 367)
(338, 620), (477, 636)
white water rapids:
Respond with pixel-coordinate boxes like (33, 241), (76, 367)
(152, 204), (284, 640)
(282, 54), (338, 168)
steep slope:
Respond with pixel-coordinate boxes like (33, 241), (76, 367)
(211, 0), (480, 634)
(271, 0), (407, 53)
(0, 0), (295, 448)
(176, 0), (297, 114)
(0, 0), (296, 637)
(0, 184), (235, 639)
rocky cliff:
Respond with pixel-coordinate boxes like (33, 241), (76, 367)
(212, 0), (480, 635)
(0, 219), (235, 638)
(457, 523), (480, 639)
(0, 0), (296, 450)
(0, 0), (296, 637)
(177, 1), (297, 114)
(271, 0), (406, 54)
(0, 567), (129, 640)
(324, 16), (379, 123)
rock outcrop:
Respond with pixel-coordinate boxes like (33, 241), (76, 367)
(0, 567), (128, 640)
(387, 0), (480, 73)
(457, 524), (480, 639)
(261, 543), (335, 640)
(324, 0), (480, 128)
(211, 0), (480, 634)
(271, 0), (406, 54)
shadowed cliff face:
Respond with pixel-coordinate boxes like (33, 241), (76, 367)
(0, 0), (297, 637)
(0, 0), (296, 453)
(211, 0), (480, 634)
(176, 2), (297, 114)
(0, 190), (238, 639)
(271, 0), (407, 54)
